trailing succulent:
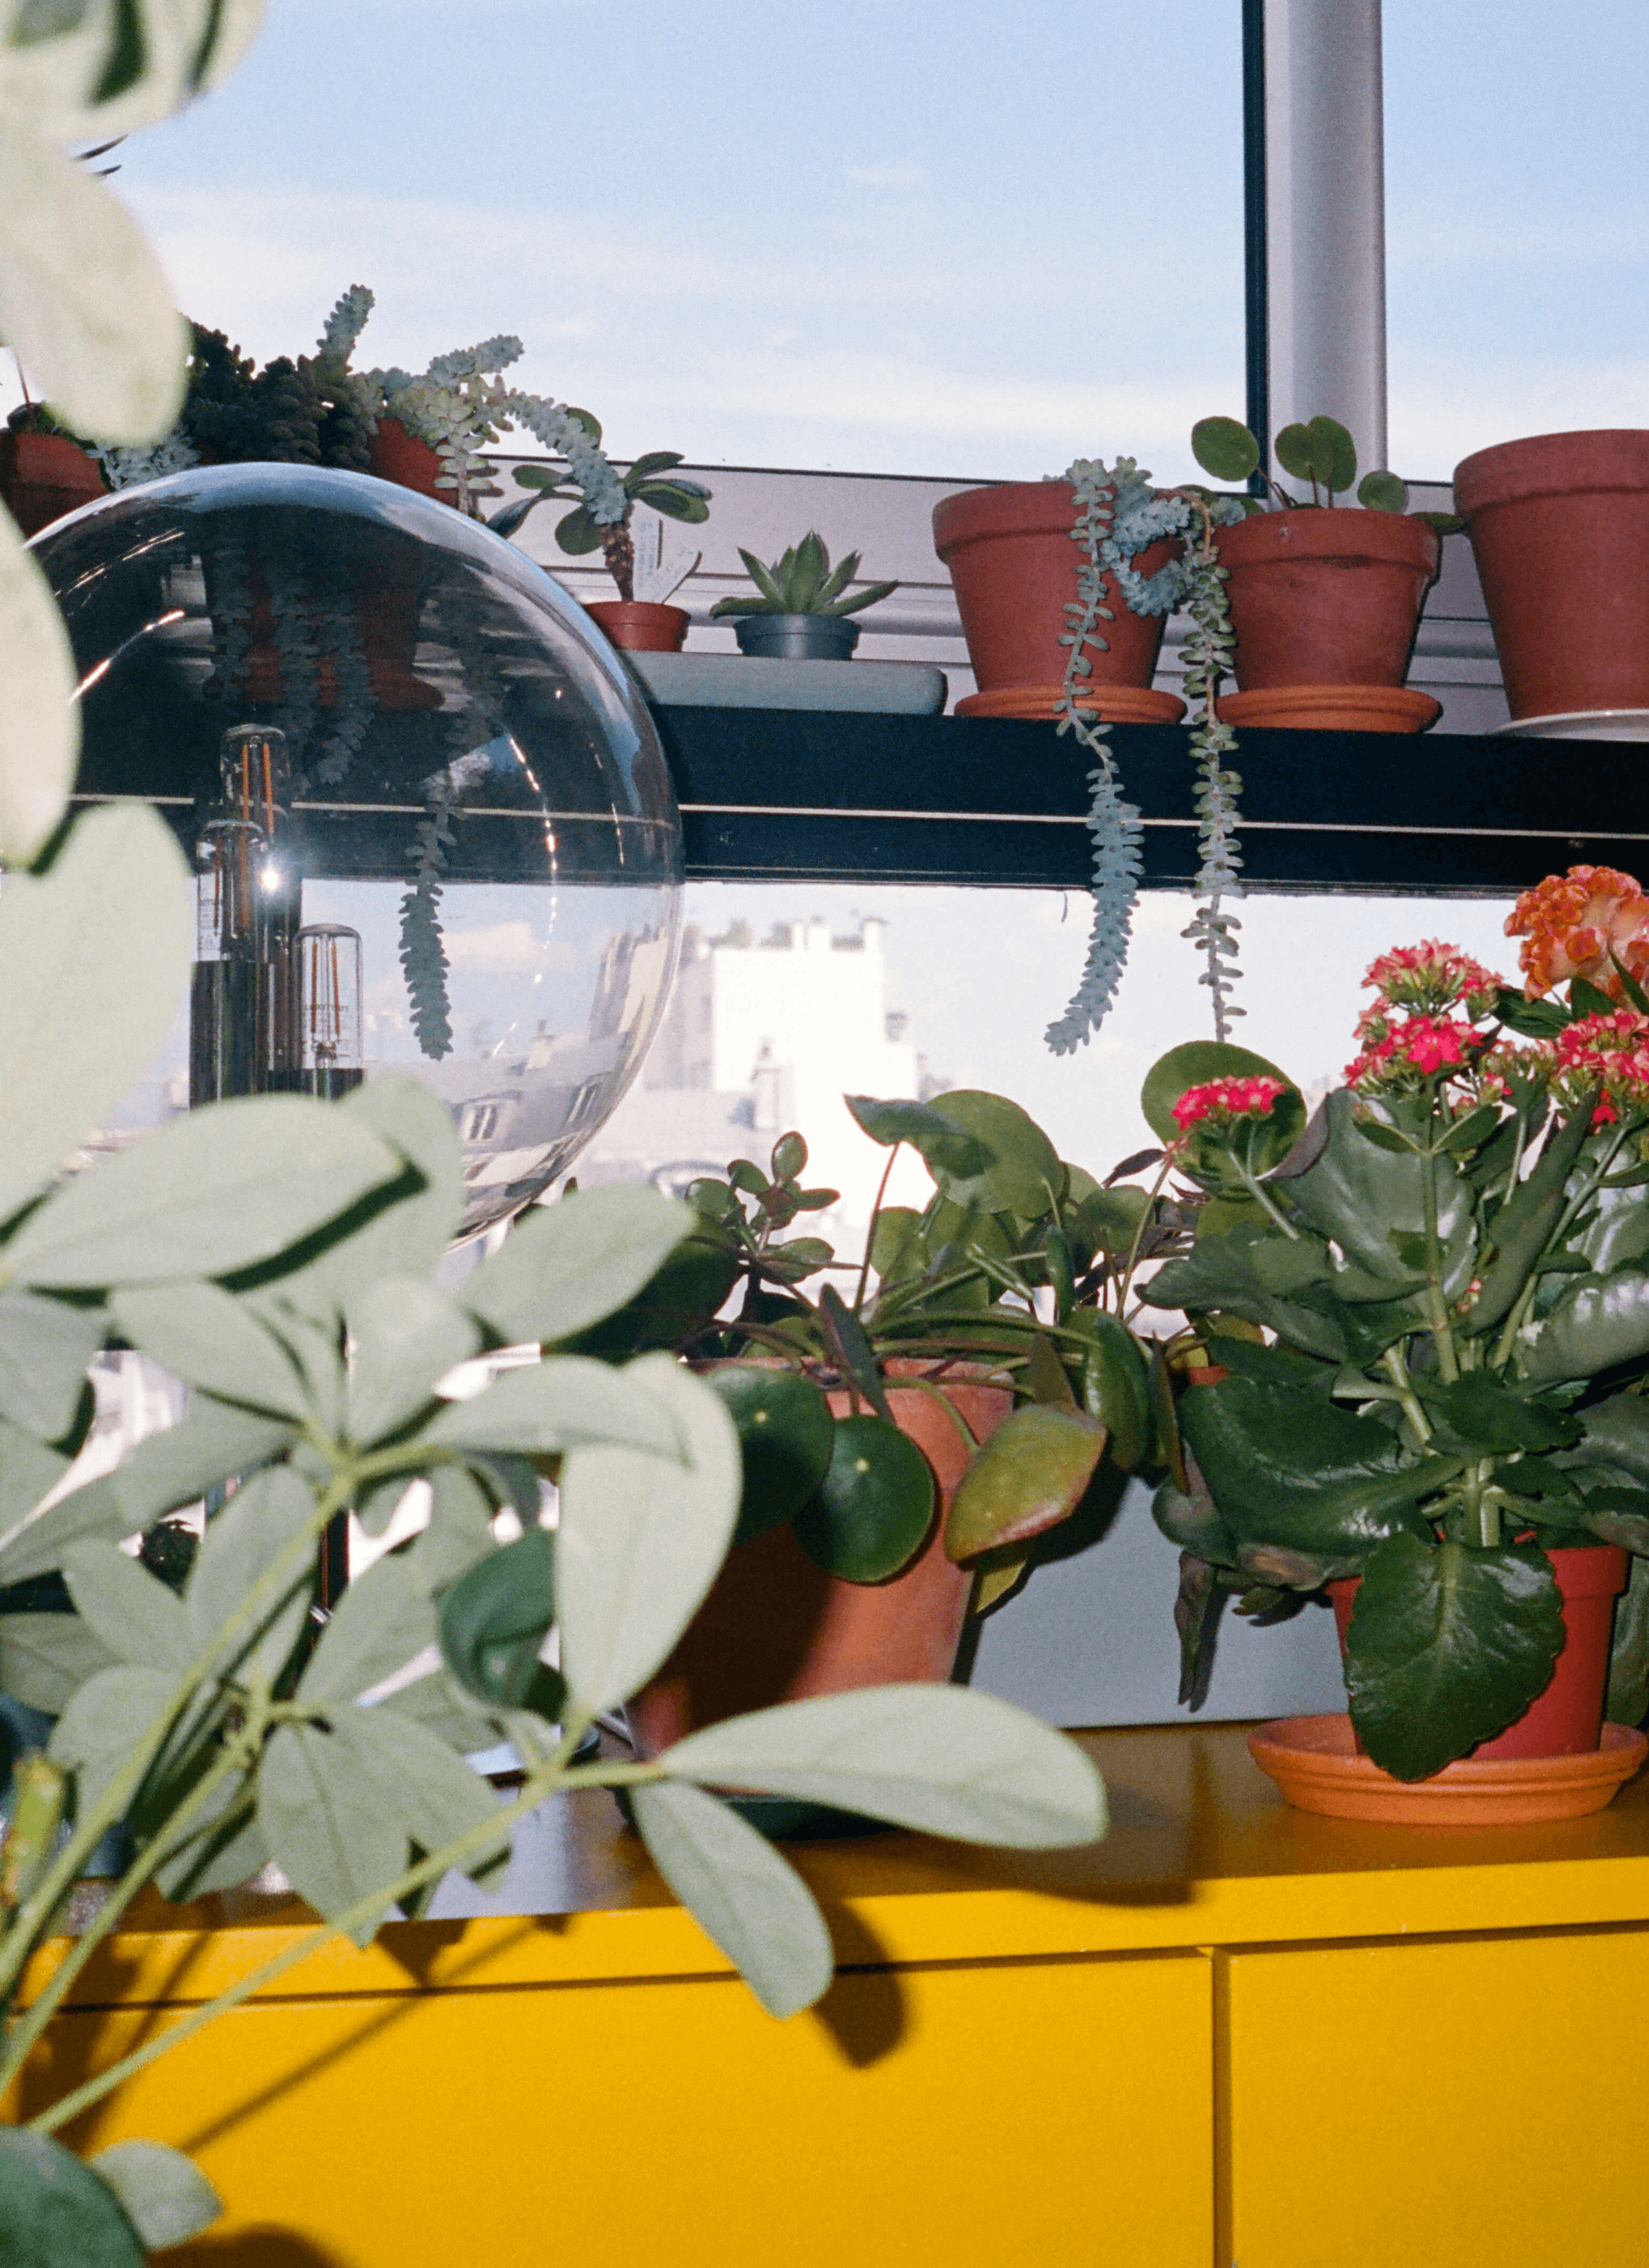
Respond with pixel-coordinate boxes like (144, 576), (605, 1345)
(592, 1089), (1188, 1613)
(708, 531), (897, 623)
(1141, 872), (1649, 1779)
(1048, 416), (1449, 1059)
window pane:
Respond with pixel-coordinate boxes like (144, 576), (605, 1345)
(76, 0), (1245, 485)
(1385, 0), (1649, 478)
(582, 883), (1521, 1252)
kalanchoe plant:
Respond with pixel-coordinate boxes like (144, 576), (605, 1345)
(708, 531), (897, 621)
(1189, 411), (1462, 531)
(1141, 874), (1649, 1779)
(590, 1090), (1178, 1608)
(495, 432), (711, 601)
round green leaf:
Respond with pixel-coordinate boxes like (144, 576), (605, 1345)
(438, 1527), (557, 1708)
(923, 1090), (1062, 1220)
(0, 2128), (146, 2266)
(770, 1131), (807, 1182)
(792, 1414), (935, 1583)
(1308, 414), (1358, 495)
(1191, 416), (1260, 483)
(944, 1404), (1105, 1563)
(1140, 1041), (1297, 1145)
(1272, 421), (1319, 483)
(554, 503), (602, 555)
(1357, 469), (1409, 513)
(706, 1364), (836, 1544)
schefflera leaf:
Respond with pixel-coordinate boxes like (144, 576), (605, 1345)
(662, 1685), (1107, 1849)
(1345, 1533), (1567, 1780)
(0, 2126), (149, 2267)
(631, 1779), (833, 2020)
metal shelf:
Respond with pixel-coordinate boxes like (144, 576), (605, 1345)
(654, 708), (1649, 893)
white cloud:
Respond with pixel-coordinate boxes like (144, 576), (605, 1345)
(845, 161), (928, 190)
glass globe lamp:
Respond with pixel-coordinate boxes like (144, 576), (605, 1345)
(32, 463), (683, 1239)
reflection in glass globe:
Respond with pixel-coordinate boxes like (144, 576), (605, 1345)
(33, 463), (683, 1239)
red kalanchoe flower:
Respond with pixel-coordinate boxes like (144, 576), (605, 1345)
(1362, 940), (1503, 1016)
(1171, 1076), (1288, 1132)
(1549, 1009), (1649, 1122)
(1506, 865), (1649, 1001)
(1345, 1013), (1484, 1090)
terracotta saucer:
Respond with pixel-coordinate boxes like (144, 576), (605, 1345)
(1216, 685), (1441, 733)
(1248, 1713), (1648, 1827)
(955, 683), (1186, 724)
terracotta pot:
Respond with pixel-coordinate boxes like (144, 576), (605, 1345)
(1211, 506), (1441, 704)
(625, 1366), (1013, 1755)
(932, 480), (1186, 723)
(583, 599), (690, 653)
(1, 430), (105, 537)
(1453, 429), (1649, 722)
(1328, 1544), (1629, 1761)
(367, 415), (453, 503)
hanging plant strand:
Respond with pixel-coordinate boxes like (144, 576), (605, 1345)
(1044, 458), (1247, 1054)
(1175, 495), (1246, 1039)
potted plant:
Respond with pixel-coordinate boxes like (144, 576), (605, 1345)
(932, 467), (1190, 723)
(708, 531), (897, 658)
(0, 402), (105, 536)
(1454, 429), (1649, 734)
(495, 438), (711, 652)
(571, 1091), (1171, 1784)
(1188, 412), (1458, 732)
(1137, 871), (1649, 1823)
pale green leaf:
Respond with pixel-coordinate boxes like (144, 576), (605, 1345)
(663, 1685), (1108, 1849)
(378, 1661), (495, 1753)
(256, 1720), (401, 1944)
(0, 2127), (146, 2266)
(3, 0), (267, 136)
(631, 1779), (833, 2019)
(425, 1355), (682, 1460)
(49, 1659), (172, 1817)
(0, 1606), (116, 1712)
(246, 1292), (346, 1435)
(62, 1537), (190, 1671)
(0, 127), (185, 443)
(298, 1555), (436, 1706)
(111, 1281), (309, 1421)
(0, 509), (76, 868)
(90, 2141), (220, 2251)
(0, 1290), (103, 1439)
(333, 1705), (506, 1882)
(0, 806), (189, 1216)
(157, 1794), (265, 1900)
(346, 1277), (477, 1447)
(0, 1419), (72, 1573)
(557, 1353), (739, 1711)
(404, 1464), (496, 1595)
(185, 1464), (317, 1689)
(0, 1095), (400, 1287)
(462, 1186), (692, 1347)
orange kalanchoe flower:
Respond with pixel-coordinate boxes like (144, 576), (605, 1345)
(1506, 865), (1649, 1001)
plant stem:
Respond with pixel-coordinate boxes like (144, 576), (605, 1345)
(1378, 1346), (1433, 1449)
(1114, 1153), (1179, 1316)
(1420, 1101), (1461, 1384)
(25, 1752), (667, 2140)
(853, 1142), (901, 1315)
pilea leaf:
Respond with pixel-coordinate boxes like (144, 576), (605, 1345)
(704, 1364), (836, 1546)
(792, 1414), (935, 1583)
(438, 1527), (557, 1709)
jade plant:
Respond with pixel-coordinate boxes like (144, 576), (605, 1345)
(708, 531), (897, 622)
(495, 435), (712, 602)
(597, 1090), (1182, 1608)
(1189, 411), (1461, 528)
(0, 12), (1106, 2255)
(1140, 871), (1649, 1777)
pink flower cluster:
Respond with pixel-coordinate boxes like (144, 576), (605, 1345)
(1171, 1076), (1289, 1133)
(1362, 940), (1503, 1016)
(1345, 1012), (1486, 1091)
(1549, 1010), (1649, 1124)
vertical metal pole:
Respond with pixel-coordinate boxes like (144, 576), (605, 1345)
(1264, 0), (1389, 472)
(1242, 0), (1270, 487)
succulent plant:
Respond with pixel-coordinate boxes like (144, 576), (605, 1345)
(1191, 412), (1461, 529)
(493, 430), (710, 601)
(709, 531), (897, 620)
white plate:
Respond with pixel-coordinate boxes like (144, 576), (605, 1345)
(1490, 709), (1649, 742)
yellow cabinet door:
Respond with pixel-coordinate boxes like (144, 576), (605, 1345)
(1223, 1931), (1649, 2268)
(36, 1949), (1213, 2268)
